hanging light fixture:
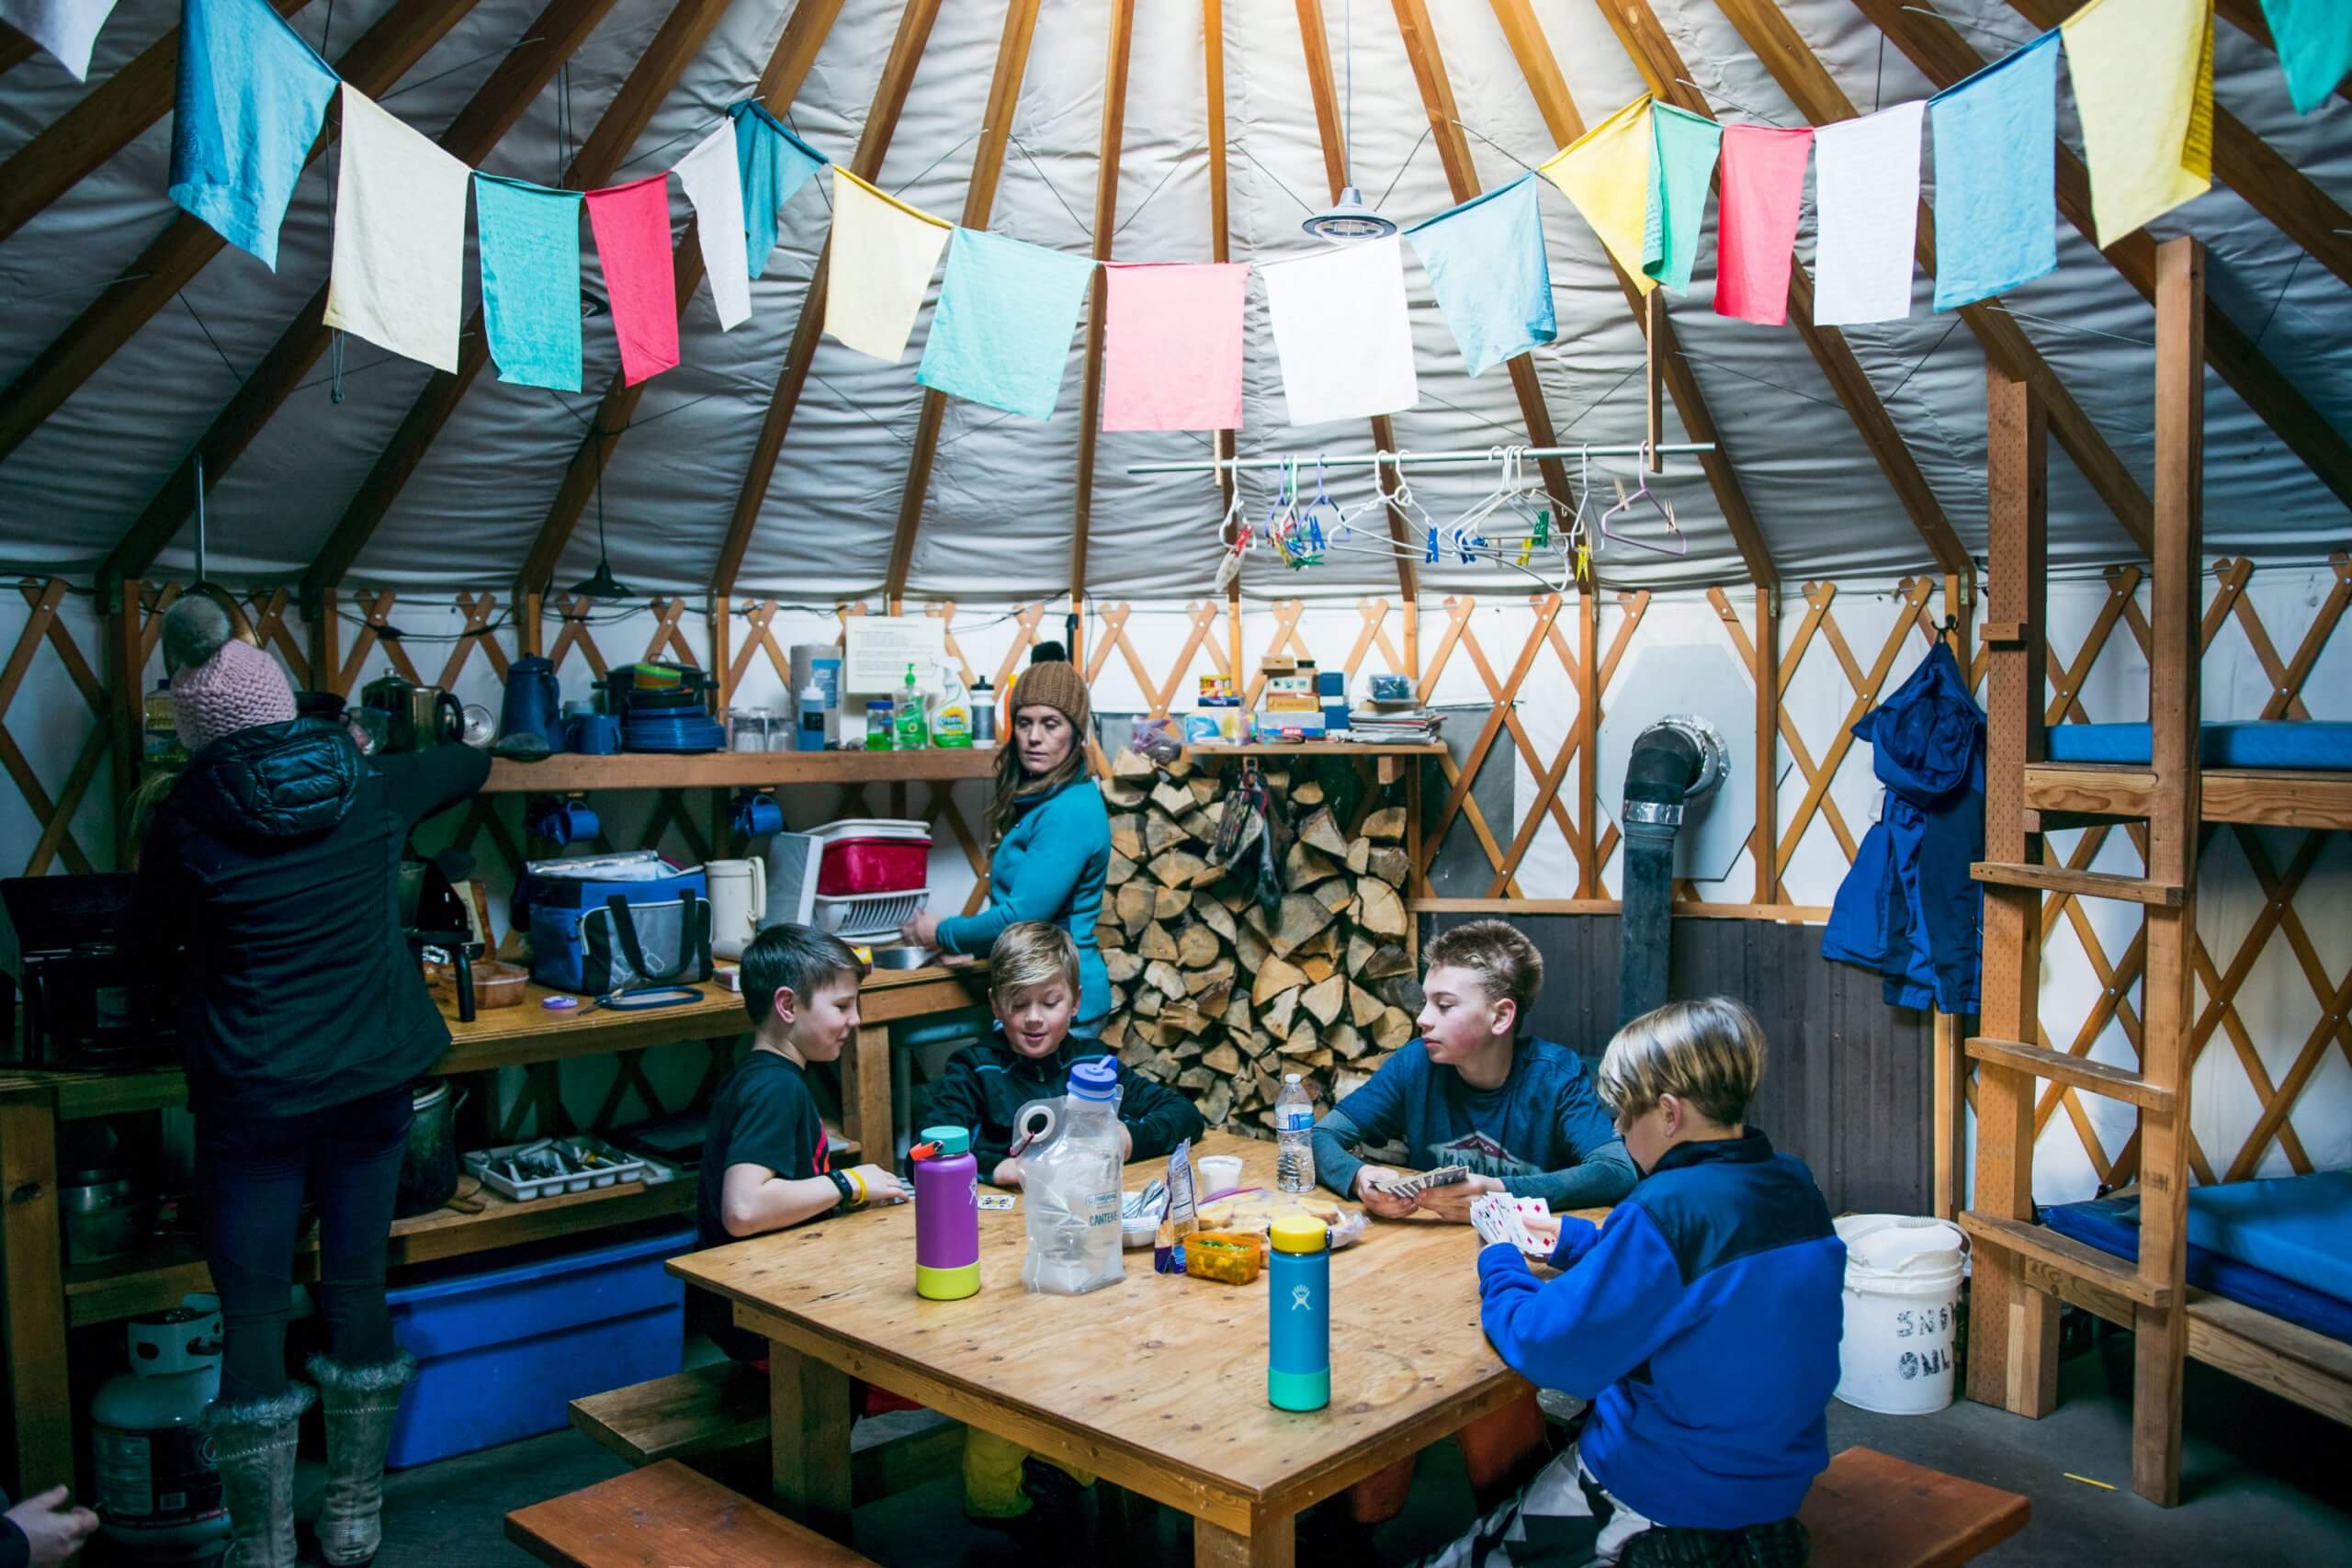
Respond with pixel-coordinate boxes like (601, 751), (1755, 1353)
(1302, 0), (1396, 243)
(569, 457), (634, 601)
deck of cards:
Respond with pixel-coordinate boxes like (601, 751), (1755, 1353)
(1471, 1192), (1554, 1258)
(1372, 1165), (1471, 1200)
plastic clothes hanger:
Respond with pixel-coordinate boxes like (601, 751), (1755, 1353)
(1600, 442), (1685, 557)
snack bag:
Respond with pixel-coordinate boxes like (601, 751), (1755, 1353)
(1154, 1139), (1199, 1275)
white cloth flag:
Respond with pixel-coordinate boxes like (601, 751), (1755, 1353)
(0, 0), (120, 81)
(674, 120), (751, 331)
(323, 88), (469, 373)
(1261, 235), (1419, 428)
(1813, 101), (1925, 326)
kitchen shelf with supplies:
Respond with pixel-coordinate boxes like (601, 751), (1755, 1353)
(481, 748), (999, 794)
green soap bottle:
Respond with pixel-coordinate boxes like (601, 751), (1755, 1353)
(894, 662), (930, 750)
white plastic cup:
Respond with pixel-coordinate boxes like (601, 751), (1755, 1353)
(1198, 1155), (1245, 1194)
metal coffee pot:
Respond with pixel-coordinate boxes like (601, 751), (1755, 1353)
(360, 673), (463, 751)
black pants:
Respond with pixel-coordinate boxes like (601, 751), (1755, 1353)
(196, 1086), (413, 1404)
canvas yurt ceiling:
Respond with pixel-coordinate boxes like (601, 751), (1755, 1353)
(0, 0), (2344, 604)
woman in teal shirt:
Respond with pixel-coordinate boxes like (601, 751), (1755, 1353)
(902, 647), (1112, 1029)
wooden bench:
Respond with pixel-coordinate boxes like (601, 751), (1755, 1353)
(507, 1461), (878, 1567)
(1800, 1446), (2030, 1567)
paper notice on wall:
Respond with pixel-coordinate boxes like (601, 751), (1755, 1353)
(842, 616), (947, 694)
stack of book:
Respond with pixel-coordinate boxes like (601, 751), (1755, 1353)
(1345, 708), (1443, 745)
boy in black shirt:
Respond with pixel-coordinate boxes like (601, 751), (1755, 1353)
(691, 924), (908, 1360)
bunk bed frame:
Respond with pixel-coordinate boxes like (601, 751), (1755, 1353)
(1961, 236), (2352, 1506)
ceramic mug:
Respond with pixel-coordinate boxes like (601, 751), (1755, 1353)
(707, 858), (767, 962)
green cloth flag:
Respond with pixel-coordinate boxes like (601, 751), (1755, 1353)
(2257, 0), (2352, 114)
(1643, 102), (1723, 296)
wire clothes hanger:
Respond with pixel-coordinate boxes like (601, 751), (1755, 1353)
(1599, 441), (1685, 558)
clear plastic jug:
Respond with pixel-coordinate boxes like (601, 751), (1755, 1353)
(1016, 1059), (1125, 1294)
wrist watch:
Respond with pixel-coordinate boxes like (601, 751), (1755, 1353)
(825, 1170), (856, 1211)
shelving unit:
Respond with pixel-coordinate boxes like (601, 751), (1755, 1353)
(2023, 762), (2352, 831)
(482, 748), (998, 794)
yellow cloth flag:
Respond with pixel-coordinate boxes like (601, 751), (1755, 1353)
(2061, 0), (2213, 247)
(824, 166), (954, 362)
(1537, 96), (1658, 295)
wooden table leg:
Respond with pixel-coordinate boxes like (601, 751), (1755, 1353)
(841, 1023), (892, 1167)
(0, 1090), (74, 1496)
(769, 1341), (854, 1540)
(1195, 1516), (1293, 1568)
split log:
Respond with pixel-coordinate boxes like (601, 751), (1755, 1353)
(1102, 777), (1148, 809)
(1235, 921), (1272, 973)
(1315, 878), (1354, 914)
(1181, 807), (1220, 841)
(1178, 1065), (1214, 1091)
(1346, 836), (1371, 875)
(1106, 851), (1138, 886)
(1112, 749), (1158, 781)
(1104, 950), (1145, 984)
(1346, 932), (1374, 976)
(1366, 847), (1411, 888)
(1298, 807), (1349, 859)
(1223, 993), (1252, 1032)
(1301, 974), (1346, 1027)
(1199, 1079), (1232, 1125)
(1162, 1003), (1207, 1037)
(1151, 849), (1211, 890)
(1154, 885), (1192, 921)
(1134, 988), (1163, 1018)
(1349, 982), (1385, 1029)
(1262, 987), (1302, 1037)
(1186, 955), (1235, 993)
(1202, 1043), (1243, 1075)
(1266, 894), (1337, 958)
(1096, 921), (1128, 951)
(1114, 882), (1154, 936)
(1188, 775), (1222, 806)
(1146, 812), (1185, 857)
(1110, 817), (1146, 861)
(1138, 922), (1181, 963)
(1333, 1066), (1374, 1101)
(1102, 1014), (1130, 1050)
(1277, 1021), (1319, 1058)
(1144, 960), (1187, 999)
(1361, 942), (1413, 981)
(1178, 924), (1223, 968)
(1294, 779), (1326, 807)
(1356, 880), (1408, 938)
(1150, 781), (1193, 817)
(1250, 956), (1310, 1005)
(1363, 806), (1407, 841)
(1117, 1034), (1153, 1068)
(1296, 925), (1340, 962)
(1283, 841), (1342, 886)
(1196, 899), (1237, 944)
(1171, 1032), (1206, 1059)
(1194, 982), (1233, 1017)
(1329, 1022), (1370, 1060)
(1372, 1006), (1415, 1052)
(1300, 955), (1337, 985)
(1305, 1047), (1334, 1069)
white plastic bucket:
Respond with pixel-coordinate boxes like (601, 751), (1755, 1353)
(1832, 1214), (1966, 1416)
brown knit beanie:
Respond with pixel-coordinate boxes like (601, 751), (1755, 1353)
(1009, 649), (1091, 738)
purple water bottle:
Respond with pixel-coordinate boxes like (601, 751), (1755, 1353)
(912, 1125), (980, 1300)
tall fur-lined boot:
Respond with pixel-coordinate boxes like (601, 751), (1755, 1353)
(203, 1385), (314, 1568)
(307, 1350), (416, 1567)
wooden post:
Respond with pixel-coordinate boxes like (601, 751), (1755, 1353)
(106, 581), (146, 863)
(0, 1090), (72, 1497)
(307, 586), (340, 699)
(842, 1023), (893, 1169)
(1645, 289), (1665, 472)
(1577, 589), (1600, 897)
(766, 1341), (854, 1537)
(1753, 584), (1777, 906)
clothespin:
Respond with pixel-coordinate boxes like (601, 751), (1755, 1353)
(1575, 540), (1593, 588)
(1425, 527), (1440, 564)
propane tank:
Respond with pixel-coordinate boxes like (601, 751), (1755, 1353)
(91, 1294), (232, 1562)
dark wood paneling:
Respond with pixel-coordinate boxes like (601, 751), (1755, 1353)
(1424, 912), (1932, 1215)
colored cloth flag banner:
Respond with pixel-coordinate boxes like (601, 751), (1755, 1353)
(585, 174), (680, 387)
(674, 120), (751, 330)
(2062, 0), (2213, 246)
(1714, 125), (1812, 326)
(1645, 102), (1723, 296)
(0, 0), (122, 81)
(1406, 174), (1555, 378)
(917, 228), (1098, 419)
(2258, 0), (2352, 114)
(1813, 100), (1924, 326)
(475, 174), (584, 392)
(1100, 262), (1250, 432)
(825, 167), (952, 363)
(323, 87), (469, 374)
(1929, 32), (2060, 310)
(1538, 96), (1657, 294)
(168, 0), (338, 268)
(1261, 235), (1419, 428)
(732, 100), (828, 279)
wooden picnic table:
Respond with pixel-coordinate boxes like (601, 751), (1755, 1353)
(670, 1131), (1604, 1566)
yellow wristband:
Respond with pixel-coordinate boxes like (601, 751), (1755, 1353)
(844, 1168), (868, 1207)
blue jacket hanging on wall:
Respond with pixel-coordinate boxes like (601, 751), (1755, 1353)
(1823, 641), (1984, 1012)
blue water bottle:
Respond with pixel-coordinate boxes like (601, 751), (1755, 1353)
(1267, 1214), (1330, 1411)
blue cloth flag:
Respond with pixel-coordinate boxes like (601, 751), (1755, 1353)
(1928, 32), (2059, 310)
(916, 228), (1097, 420)
(731, 100), (827, 280)
(169, 0), (340, 268)
(474, 174), (585, 393)
(1404, 174), (1555, 377)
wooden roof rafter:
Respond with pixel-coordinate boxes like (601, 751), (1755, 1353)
(299, 0), (739, 607)
(879, 0), (1051, 608)
(97, 0), (628, 604)
(710, 0), (947, 601)
(1066, 0), (1139, 618)
(1204, 0), (1253, 615)
(0, 0), (482, 468)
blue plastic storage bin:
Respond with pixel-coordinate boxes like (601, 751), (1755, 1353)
(383, 1226), (692, 1469)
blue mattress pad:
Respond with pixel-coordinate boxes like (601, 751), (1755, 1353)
(2043, 721), (2352, 770)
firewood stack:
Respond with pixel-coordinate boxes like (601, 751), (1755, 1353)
(1095, 749), (1419, 1135)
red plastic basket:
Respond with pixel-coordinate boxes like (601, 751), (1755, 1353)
(816, 836), (931, 896)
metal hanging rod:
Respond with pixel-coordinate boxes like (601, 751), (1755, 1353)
(1129, 442), (1713, 477)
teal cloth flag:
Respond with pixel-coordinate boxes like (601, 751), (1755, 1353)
(1644, 103), (1723, 296)
(168, 0), (338, 268)
(1930, 33), (2059, 310)
(1405, 174), (1555, 378)
(2258, 0), (2352, 114)
(916, 228), (1096, 420)
(731, 100), (827, 279)
(474, 175), (585, 392)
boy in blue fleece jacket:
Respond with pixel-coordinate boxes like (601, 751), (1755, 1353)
(1444, 998), (1844, 1567)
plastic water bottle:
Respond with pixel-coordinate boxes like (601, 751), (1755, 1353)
(1275, 1074), (1315, 1193)
(1020, 1059), (1125, 1294)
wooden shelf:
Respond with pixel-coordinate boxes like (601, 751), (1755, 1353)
(1188, 743), (1447, 757)
(2024, 761), (2352, 831)
(482, 748), (998, 794)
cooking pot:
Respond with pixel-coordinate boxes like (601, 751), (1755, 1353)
(395, 1080), (467, 1219)
(62, 1169), (141, 1263)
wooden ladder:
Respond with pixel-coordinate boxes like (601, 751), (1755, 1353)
(1962, 235), (2206, 1506)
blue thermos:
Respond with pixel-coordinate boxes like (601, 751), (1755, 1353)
(1267, 1214), (1330, 1411)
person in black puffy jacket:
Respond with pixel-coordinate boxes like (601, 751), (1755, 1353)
(128, 599), (488, 1568)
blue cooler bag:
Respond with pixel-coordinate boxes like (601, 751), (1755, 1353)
(519, 851), (713, 996)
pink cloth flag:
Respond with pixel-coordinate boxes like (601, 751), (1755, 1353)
(585, 174), (679, 386)
(1100, 262), (1250, 431)
(1713, 125), (1814, 326)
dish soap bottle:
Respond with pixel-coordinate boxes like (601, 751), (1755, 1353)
(930, 660), (973, 750)
(893, 662), (930, 750)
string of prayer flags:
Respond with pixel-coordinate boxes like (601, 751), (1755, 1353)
(1713, 125), (1813, 326)
(1644, 103), (1722, 296)
(2062, 0), (2213, 246)
(474, 175), (584, 392)
(674, 121), (752, 330)
(1928, 32), (2060, 310)
(2258, 0), (2352, 114)
(168, 0), (338, 268)
(585, 175), (680, 387)
(1261, 235), (1419, 427)
(322, 88), (469, 374)
(1405, 174), (1555, 378)
(732, 100), (828, 278)
(915, 229), (1097, 420)
(1538, 96), (1657, 293)
(824, 167), (952, 363)
(0, 0), (121, 81)
(1100, 263), (1249, 431)
(1813, 101), (1925, 326)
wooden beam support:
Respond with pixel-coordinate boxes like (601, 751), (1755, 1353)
(300, 0), (735, 606)
(1068, 0), (1137, 615)
(0, 0), (480, 468)
(713, 0), (946, 600)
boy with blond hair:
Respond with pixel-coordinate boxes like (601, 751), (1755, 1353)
(1449, 998), (1844, 1566)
